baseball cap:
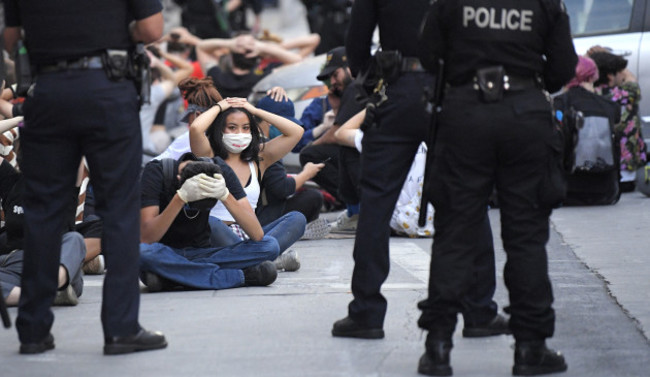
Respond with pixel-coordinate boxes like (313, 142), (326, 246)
(316, 46), (348, 81)
(256, 96), (303, 127)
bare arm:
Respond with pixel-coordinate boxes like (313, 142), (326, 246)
(140, 193), (186, 244)
(280, 33), (321, 59)
(227, 97), (304, 171)
(189, 101), (231, 158)
(334, 109), (366, 147)
(0, 116), (23, 134)
(223, 195), (264, 241)
(159, 49), (194, 84)
(130, 12), (164, 43)
(3, 27), (21, 54)
(292, 162), (324, 190)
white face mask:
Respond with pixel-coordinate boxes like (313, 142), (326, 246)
(222, 133), (253, 154)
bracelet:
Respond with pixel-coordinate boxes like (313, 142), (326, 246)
(215, 103), (223, 113)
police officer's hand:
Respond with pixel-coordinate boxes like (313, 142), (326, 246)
(176, 174), (206, 203)
(200, 173), (230, 201)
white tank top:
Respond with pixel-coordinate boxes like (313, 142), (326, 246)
(209, 161), (260, 222)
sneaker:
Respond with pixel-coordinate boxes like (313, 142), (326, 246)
(243, 261), (278, 286)
(330, 211), (358, 234)
(273, 249), (301, 272)
(53, 284), (79, 306)
(141, 271), (165, 292)
(82, 255), (105, 275)
(301, 218), (331, 240)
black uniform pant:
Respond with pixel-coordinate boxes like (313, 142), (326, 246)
(418, 87), (556, 342)
(17, 69), (143, 342)
(347, 73), (498, 328)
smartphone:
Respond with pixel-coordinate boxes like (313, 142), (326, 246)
(320, 157), (332, 164)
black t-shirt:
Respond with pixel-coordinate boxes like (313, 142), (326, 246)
(207, 65), (272, 98)
(4, 0), (162, 65)
(334, 81), (367, 126)
(140, 157), (246, 249)
(0, 159), (77, 253)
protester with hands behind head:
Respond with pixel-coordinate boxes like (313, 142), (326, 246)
(189, 95), (306, 270)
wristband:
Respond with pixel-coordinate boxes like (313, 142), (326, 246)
(216, 103), (223, 113)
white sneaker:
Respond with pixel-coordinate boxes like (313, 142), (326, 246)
(301, 218), (331, 240)
(53, 284), (79, 306)
(330, 211), (358, 234)
(82, 255), (105, 275)
(273, 249), (301, 272)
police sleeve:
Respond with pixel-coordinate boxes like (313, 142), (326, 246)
(129, 0), (164, 21)
(418, 1), (445, 75)
(3, 0), (21, 27)
(543, 1), (578, 93)
(345, 0), (377, 76)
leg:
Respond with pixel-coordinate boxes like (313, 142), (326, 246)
(261, 211), (306, 254)
(1, 250), (25, 306)
(209, 216), (242, 247)
(139, 243), (247, 290)
(58, 232), (86, 298)
(299, 143), (341, 201)
(283, 188), (323, 223)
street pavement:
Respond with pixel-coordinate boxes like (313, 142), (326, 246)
(3, 1), (649, 376)
(1, 191), (650, 376)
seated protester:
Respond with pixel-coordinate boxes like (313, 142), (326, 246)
(139, 154), (280, 291)
(588, 46), (647, 192)
(554, 55), (622, 205)
(335, 110), (434, 237)
(141, 46), (194, 162)
(255, 95), (329, 240)
(196, 33), (303, 98)
(189, 94), (307, 271)
(0, 155), (85, 306)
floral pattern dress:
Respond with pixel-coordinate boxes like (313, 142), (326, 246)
(596, 82), (647, 173)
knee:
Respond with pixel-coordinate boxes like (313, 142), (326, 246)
(261, 236), (280, 259)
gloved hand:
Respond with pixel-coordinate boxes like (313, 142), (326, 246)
(176, 174), (206, 203)
(200, 173), (230, 201)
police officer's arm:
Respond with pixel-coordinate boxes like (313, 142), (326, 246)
(542, 2), (578, 93)
(345, 0), (377, 75)
(418, 1), (445, 74)
(221, 194), (265, 241)
(130, 12), (164, 44)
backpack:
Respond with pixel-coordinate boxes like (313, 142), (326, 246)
(554, 87), (621, 206)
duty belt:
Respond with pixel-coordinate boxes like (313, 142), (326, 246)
(401, 57), (426, 73)
(472, 74), (539, 91)
(37, 56), (104, 74)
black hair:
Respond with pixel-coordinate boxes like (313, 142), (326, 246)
(205, 108), (264, 162)
(590, 51), (628, 87)
(231, 53), (259, 71)
(179, 161), (222, 210)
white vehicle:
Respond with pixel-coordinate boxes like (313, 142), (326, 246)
(566, 0), (650, 136)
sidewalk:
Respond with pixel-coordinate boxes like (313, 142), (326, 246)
(1, 193), (649, 376)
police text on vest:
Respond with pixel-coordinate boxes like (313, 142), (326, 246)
(463, 7), (533, 31)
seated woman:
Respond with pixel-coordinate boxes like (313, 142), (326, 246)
(139, 154), (279, 291)
(189, 89), (307, 271)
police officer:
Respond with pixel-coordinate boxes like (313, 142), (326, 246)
(4, 0), (168, 355)
(417, 0), (577, 375)
(332, 0), (509, 341)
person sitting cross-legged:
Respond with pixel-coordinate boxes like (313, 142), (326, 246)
(139, 153), (280, 291)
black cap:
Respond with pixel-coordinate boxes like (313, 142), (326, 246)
(317, 47), (348, 81)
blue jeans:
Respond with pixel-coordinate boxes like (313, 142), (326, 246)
(139, 235), (280, 290)
(209, 211), (306, 254)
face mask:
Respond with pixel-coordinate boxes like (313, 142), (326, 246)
(222, 133), (252, 154)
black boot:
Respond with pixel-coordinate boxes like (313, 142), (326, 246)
(418, 338), (453, 376)
(513, 340), (567, 376)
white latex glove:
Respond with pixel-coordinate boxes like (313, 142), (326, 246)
(199, 173), (230, 201)
(177, 174), (206, 203)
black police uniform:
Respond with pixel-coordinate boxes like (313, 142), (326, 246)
(4, 0), (166, 353)
(332, 0), (504, 338)
(417, 0), (577, 375)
